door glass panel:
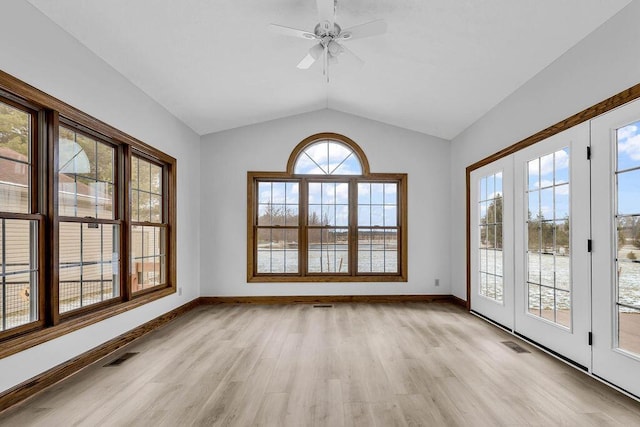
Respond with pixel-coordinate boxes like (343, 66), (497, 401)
(526, 148), (571, 327)
(615, 121), (640, 355)
(478, 172), (503, 302)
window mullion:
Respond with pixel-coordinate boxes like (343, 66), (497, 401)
(349, 177), (357, 276)
(121, 144), (132, 301)
(300, 178), (308, 276)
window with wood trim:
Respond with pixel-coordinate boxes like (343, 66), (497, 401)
(248, 133), (407, 282)
(130, 154), (167, 292)
(0, 70), (176, 351)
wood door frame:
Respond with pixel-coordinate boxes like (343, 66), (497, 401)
(466, 82), (640, 309)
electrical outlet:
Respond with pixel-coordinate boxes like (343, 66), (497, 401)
(178, 287), (183, 296)
(435, 279), (440, 287)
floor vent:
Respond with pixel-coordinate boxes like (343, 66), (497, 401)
(104, 352), (139, 367)
(502, 341), (530, 354)
(313, 304), (333, 308)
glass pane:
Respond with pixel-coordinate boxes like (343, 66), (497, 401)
(495, 275), (504, 303)
(308, 228), (349, 273)
(131, 225), (166, 291)
(384, 206), (397, 227)
(308, 204), (323, 226)
(494, 172), (503, 196)
(371, 206), (384, 227)
(59, 128), (115, 219)
(480, 177), (487, 201)
(137, 158), (151, 193)
(294, 140), (362, 175)
(526, 148), (571, 326)
(59, 222), (119, 313)
(131, 191), (139, 222)
(528, 284), (541, 316)
(555, 185), (569, 220)
(150, 194), (162, 223)
(555, 149), (569, 185)
(308, 182), (321, 204)
(540, 153), (554, 188)
(541, 286), (555, 322)
(384, 183), (397, 205)
(132, 156), (164, 224)
(357, 229), (397, 273)
(540, 188), (553, 221)
(556, 290), (571, 328)
(528, 158), (539, 190)
(0, 158), (30, 214)
(528, 252), (541, 285)
(528, 191), (540, 221)
(131, 156), (139, 190)
(617, 120), (640, 171)
(271, 182), (286, 203)
(528, 222), (541, 252)
(286, 182), (299, 204)
(149, 163), (162, 194)
(0, 102), (31, 214)
(619, 306), (640, 356)
(358, 183), (370, 204)
(138, 191), (151, 222)
(0, 219), (38, 332)
(617, 169), (640, 215)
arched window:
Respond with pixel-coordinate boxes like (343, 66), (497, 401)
(248, 133), (407, 282)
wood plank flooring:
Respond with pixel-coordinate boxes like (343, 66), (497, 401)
(1, 303), (639, 426)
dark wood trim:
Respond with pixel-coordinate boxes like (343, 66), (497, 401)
(199, 294), (457, 305)
(464, 81), (640, 308)
(286, 132), (371, 175)
(0, 287), (175, 359)
(247, 171), (408, 282)
(449, 295), (468, 308)
(465, 166), (471, 310)
(0, 298), (199, 414)
(0, 70), (176, 165)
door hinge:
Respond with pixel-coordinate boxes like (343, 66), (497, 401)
(587, 146), (591, 160)
(587, 239), (592, 252)
(588, 332), (593, 346)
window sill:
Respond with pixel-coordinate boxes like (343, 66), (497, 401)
(0, 286), (175, 360)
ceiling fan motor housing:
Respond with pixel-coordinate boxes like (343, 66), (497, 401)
(315, 21), (341, 38)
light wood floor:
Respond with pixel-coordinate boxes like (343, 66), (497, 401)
(1, 303), (639, 426)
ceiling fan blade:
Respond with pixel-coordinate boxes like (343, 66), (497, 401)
(316, 0), (335, 26)
(269, 24), (317, 40)
(297, 53), (317, 70)
(338, 19), (387, 41)
(340, 44), (365, 68)
(297, 44), (324, 69)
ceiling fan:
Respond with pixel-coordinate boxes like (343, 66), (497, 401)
(269, 0), (387, 81)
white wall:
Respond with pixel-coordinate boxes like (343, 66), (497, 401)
(200, 109), (451, 296)
(450, 0), (640, 299)
(0, 0), (201, 392)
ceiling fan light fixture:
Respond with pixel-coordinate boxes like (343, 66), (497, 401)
(310, 43), (324, 59)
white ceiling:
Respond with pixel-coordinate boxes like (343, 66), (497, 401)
(27, 0), (631, 140)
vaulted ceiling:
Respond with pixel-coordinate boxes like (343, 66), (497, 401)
(27, 0), (631, 140)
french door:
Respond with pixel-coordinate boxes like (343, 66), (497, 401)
(591, 99), (640, 397)
(513, 123), (591, 368)
(470, 158), (514, 329)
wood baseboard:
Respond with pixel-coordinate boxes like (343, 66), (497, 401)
(0, 294), (464, 413)
(199, 294), (459, 305)
(0, 298), (199, 413)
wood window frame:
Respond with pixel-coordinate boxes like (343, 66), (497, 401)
(0, 69), (177, 359)
(247, 133), (408, 282)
